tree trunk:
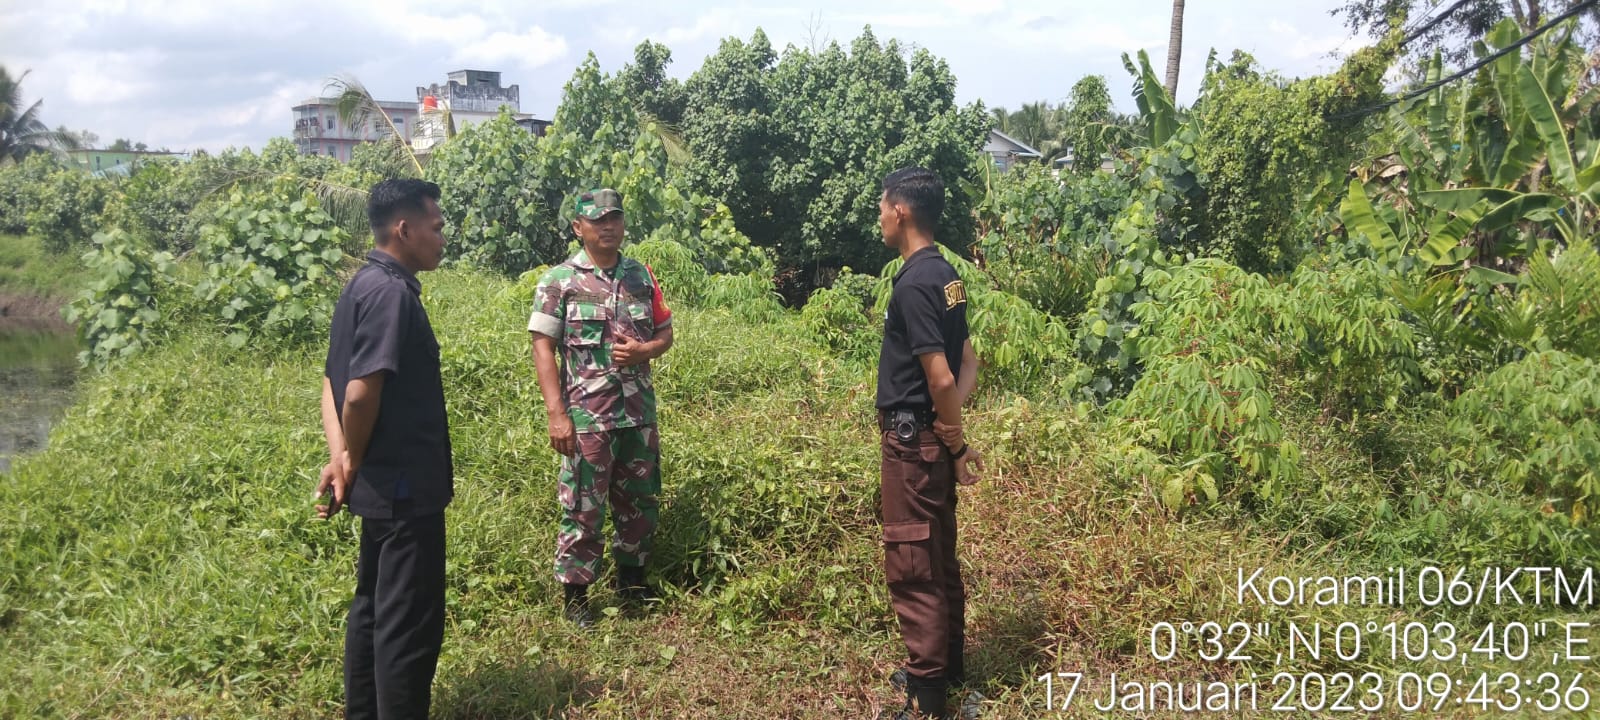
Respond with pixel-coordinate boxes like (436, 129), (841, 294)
(1164, 0), (1186, 100)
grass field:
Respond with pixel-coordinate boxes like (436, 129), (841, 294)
(2, 264), (1594, 719)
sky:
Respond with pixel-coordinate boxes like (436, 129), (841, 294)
(0, 0), (1374, 153)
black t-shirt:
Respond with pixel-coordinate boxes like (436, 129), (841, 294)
(324, 250), (453, 519)
(876, 245), (970, 411)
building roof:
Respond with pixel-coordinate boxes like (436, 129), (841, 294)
(985, 128), (1042, 158)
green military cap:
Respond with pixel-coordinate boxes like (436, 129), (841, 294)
(575, 188), (623, 220)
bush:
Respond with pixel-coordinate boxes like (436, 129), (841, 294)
(97, 159), (203, 253)
(1116, 259), (1300, 503)
(63, 229), (175, 367)
(1437, 350), (1600, 563)
(25, 165), (112, 252)
(801, 268), (879, 361)
(426, 110), (553, 273)
(192, 184), (348, 347)
(0, 154), (57, 235)
(1275, 259), (1419, 415)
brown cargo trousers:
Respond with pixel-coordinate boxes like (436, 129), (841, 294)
(880, 426), (965, 681)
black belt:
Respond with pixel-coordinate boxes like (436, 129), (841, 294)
(877, 408), (936, 435)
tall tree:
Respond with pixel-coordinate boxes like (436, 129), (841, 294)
(1165, 0), (1187, 99)
(1336, 0), (1600, 64)
(679, 27), (988, 292)
(0, 67), (77, 165)
(1062, 75), (1115, 174)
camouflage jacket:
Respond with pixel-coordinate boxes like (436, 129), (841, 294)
(528, 249), (672, 433)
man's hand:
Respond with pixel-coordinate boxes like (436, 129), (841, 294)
(611, 335), (651, 367)
(954, 447), (983, 486)
(548, 412), (577, 457)
(314, 451), (353, 519)
(932, 419), (964, 450)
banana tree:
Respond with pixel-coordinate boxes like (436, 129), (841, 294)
(1121, 49), (1179, 148)
(1344, 20), (1599, 273)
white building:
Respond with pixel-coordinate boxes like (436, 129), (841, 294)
(413, 69), (533, 152)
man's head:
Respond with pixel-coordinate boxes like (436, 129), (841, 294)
(571, 188), (625, 256)
(368, 178), (445, 272)
(879, 167), (944, 249)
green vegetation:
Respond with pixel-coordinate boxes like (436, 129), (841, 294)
(2, 17), (1600, 719)
(0, 233), (91, 301)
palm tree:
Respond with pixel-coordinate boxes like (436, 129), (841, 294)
(1165, 0), (1186, 100)
(1, 67), (78, 165)
(327, 74), (426, 178)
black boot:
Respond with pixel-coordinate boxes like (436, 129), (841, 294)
(615, 565), (658, 603)
(563, 582), (594, 629)
(885, 675), (949, 720)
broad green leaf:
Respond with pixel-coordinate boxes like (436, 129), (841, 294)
(1517, 64), (1578, 192)
(1491, 131), (1541, 187)
(1339, 180), (1399, 253)
(1161, 475), (1186, 509)
(1466, 266), (1521, 286)
(1418, 207), (1482, 266)
(1417, 188), (1518, 212)
(1480, 193), (1566, 232)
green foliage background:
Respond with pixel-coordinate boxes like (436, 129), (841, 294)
(3, 17), (1600, 718)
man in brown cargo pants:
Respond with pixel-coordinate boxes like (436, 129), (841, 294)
(873, 167), (982, 720)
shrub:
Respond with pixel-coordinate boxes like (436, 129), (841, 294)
(801, 268), (879, 361)
(1116, 259), (1300, 504)
(63, 229), (175, 367)
(0, 154), (57, 234)
(192, 184), (348, 347)
(97, 159), (203, 253)
(1439, 350), (1600, 562)
(426, 111), (553, 273)
(25, 165), (112, 252)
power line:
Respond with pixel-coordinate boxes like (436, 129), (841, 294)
(1328, 0), (1599, 121)
(1400, 0), (1478, 47)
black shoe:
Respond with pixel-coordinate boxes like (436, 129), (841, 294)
(563, 583), (594, 629)
(884, 674), (949, 720)
(615, 565), (658, 603)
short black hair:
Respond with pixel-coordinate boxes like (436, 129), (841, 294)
(367, 178), (442, 242)
(882, 167), (945, 231)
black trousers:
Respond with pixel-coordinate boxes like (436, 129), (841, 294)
(880, 429), (965, 680)
(345, 511), (447, 720)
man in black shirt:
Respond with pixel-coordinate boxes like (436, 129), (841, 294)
(874, 167), (982, 720)
(317, 178), (451, 720)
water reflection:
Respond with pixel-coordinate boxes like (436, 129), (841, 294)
(1, 325), (79, 473)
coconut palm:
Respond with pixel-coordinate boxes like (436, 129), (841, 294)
(1165, 0), (1186, 99)
(1, 66), (79, 165)
(327, 74), (426, 178)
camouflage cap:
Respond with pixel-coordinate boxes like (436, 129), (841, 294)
(575, 188), (624, 220)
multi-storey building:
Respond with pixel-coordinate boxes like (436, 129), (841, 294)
(292, 98), (418, 162)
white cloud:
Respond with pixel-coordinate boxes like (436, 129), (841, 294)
(57, 50), (164, 105)
(841, 13), (951, 30)
(659, 9), (745, 46)
(454, 26), (570, 69)
(943, 0), (1005, 17)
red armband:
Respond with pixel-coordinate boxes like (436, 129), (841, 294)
(644, 264), (672, 325)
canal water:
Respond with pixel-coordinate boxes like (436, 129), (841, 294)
(0, 324), (79, 473)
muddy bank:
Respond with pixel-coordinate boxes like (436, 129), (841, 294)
(0, 292), (70, 333)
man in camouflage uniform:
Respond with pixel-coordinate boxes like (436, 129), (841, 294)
(528, 188), (675, 627)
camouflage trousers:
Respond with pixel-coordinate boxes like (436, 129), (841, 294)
(554, 425), (661, 585)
